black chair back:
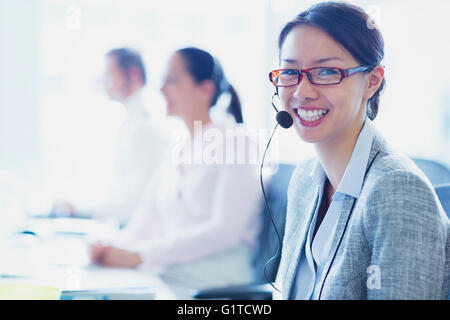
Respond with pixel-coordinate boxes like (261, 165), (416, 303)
(412, 158), (450, 186)
(251, 163), (296, 284)
(435, 184), (450, 218)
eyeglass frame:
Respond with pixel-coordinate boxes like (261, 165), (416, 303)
(268, 65), (376, 87)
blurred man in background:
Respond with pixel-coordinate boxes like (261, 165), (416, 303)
(54, 48), (166, 225)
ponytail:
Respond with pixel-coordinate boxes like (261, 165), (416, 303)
(177, 47), (244, 124)
(227, 85), (243, 124)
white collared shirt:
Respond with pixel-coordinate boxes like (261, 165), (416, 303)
(292, 119), (375, 299)
(92, 90), (167, 224)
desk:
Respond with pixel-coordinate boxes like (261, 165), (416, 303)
(0, 265), (176, 300)
(0, 218), (178, 300)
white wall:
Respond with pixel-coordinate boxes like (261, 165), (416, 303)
(0, 0), (42, 228)
(0, 0), (42, 189)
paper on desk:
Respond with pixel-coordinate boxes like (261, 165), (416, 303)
(26, 217), (119, 237)
(61, 287), (156, 300)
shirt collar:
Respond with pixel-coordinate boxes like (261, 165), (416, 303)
(311, 158), (327, 187)
(310, 119), (375, 199)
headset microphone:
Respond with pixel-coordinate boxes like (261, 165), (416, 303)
(259, 92), (293, 294)
(271, 92), (293, 129)
(276, 110), (293, 129)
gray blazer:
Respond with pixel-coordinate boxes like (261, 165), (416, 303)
(274, 127), (450, 299)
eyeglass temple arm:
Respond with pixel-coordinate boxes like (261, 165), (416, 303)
(344, 65), (377, 77)
(268, 73), (281, 112)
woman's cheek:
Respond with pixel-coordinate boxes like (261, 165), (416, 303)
(278, 88), (291, 109)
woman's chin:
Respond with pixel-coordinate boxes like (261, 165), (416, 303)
(294, 126), (326, 144)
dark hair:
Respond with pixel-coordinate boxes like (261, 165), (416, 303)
(177, 47), (243, 124)
(278, 2), (385, 120)
(107, 48), (147, 86)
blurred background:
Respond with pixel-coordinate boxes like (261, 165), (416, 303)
(0, 0), (449, 222)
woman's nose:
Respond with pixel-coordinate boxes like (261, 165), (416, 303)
(293, 73), (319, 100)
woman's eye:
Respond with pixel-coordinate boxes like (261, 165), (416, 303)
(281, 70), (298, 77)
(318, 68), (339, 76)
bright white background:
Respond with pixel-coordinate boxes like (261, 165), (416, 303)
(0, 0), (449, 216)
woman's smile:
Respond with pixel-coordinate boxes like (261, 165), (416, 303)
(293, 107), (330, 127)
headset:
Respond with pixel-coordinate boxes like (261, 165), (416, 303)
(271, 91), (293, 129)
(260, 92), (292, 293)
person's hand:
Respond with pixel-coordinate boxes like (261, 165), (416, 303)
(100, 247), (143, 268)
(88, 241), (112, 263)
(51, 201), (78, 217)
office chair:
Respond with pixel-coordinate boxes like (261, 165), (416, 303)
(434, 184), (450, 300)
(435, 184), (450, 218)
(192, 163), (296, 300)
(411, 158), (450, 186)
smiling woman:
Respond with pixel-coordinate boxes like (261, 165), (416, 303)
(271, 1), (449, 300)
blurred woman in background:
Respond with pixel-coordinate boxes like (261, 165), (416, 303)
(89, 47), (262, 293)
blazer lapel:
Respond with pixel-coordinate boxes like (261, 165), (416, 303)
(314, 193), (355, 298)
(314, 134), (385, 298)
(282, 185), (319, 299)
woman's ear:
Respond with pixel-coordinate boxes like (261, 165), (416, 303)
(364, 65), (384, 100)
(199, 79), (216, 102)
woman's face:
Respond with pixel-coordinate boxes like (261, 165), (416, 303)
(161, 53), (206, 120)
(278, 25), (371, 145)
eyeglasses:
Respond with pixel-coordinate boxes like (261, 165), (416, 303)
(269, 65), (375, 87)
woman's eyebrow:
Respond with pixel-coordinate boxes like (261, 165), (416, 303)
(313, 57), (343, 64)
(280, 59), (298, 65)
(281, 57), (343, 65)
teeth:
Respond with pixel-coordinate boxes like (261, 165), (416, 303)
(296, 108), (329, 122)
